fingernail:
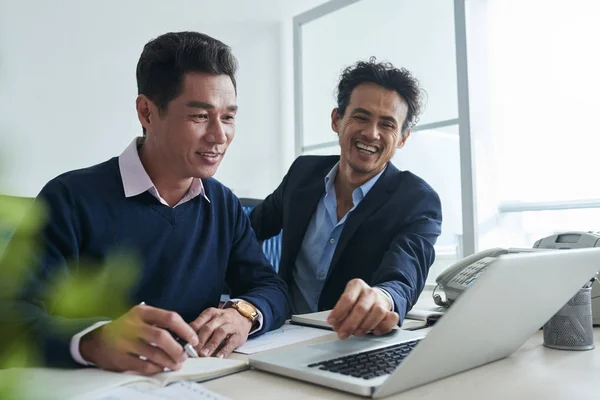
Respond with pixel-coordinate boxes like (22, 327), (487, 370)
(191, 336), (199, 346)
(217, 353), (224, 359)
(201, 348), (210, 356)
(328, 317), (337, 323)
(339, 332), (348, 340)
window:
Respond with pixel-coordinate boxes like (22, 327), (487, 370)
(472, 0), (600, 250)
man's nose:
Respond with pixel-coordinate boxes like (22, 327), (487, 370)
(206, 119), (227, 144)
(362, 123), (380, 141)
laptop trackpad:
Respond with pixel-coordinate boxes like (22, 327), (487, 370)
(310, 331), (406, 355)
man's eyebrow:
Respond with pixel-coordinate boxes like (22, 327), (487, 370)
(352, 107), (398, 125)
(186, 101), (238, 112)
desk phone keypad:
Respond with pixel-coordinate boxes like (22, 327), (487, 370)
(451, 257), (495, 288)
(307, 339), (422, 380)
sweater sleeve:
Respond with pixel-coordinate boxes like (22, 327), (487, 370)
(224, 196), (291, 335)
(0, 179), (109, 368)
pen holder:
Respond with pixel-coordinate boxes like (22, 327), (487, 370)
(543, 286), (595, 351)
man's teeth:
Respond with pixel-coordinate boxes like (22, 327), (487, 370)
(198, 152), (218, 157)
(355, 142), (377, 154)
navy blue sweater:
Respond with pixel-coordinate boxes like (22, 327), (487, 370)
(5, 158), (290, 367)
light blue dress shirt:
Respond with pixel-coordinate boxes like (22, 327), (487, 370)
(291, 163), (388, 314)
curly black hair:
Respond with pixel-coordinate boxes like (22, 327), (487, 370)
(336, 57), (424, 134)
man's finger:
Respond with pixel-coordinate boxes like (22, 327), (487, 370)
(191, 307), (219, 332)
(196, 314), (229, 351)
(373, 312), (400, 335)
(121, 353), (164, 376)
(127, 338), (184, 371)
(199, 323), (232, 357)
(216, 333), (242, 359)
(354, 305), (387, 336)
(328, 280), (365, 325)
(138, 324), (187, 364)
(139, 306), (199, 348)
(335, 291), (375, 339)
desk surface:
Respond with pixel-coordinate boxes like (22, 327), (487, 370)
(205, 329), (600, 399)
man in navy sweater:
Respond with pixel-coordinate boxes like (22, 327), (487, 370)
(2, 31), (290, 373)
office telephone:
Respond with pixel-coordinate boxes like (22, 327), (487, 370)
(433, 247), (543, 307)
(433, 231), (600, 325)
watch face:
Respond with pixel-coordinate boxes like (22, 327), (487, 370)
(236, 301), (257, 319)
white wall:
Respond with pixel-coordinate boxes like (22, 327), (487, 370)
(0, 0), (327, 199)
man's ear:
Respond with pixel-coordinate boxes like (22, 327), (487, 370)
(136, 94), (155, 133)
(331, 108), (341, 133)
(397, 130), (411, 149)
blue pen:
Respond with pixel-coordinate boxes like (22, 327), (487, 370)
(140, 302), (199, 358)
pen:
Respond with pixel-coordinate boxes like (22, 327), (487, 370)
(139, 301), (199, 358)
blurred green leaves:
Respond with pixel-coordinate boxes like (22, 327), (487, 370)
(0, 193), (141, 399)
(0, 194), (41, 399)
(0, 196), (43, 299)
(50, 252), (140, 321)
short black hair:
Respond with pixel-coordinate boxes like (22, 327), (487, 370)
(136, 31), (238, 134)
(336, 57), (424, 134)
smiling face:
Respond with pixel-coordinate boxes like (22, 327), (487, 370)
(137, 71), (237, 180)
(332, 82), (409, 182)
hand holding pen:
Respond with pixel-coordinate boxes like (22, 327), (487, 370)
(79, 302), (199, 375)
(140, 302), (199, 358)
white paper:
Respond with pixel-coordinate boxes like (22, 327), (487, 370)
(155, 381), (231, 400)
(87, 387), (167, 400)
(234, 323), (333, 354)
(88, 382), (230, 400)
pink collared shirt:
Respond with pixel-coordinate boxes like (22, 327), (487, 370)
(70, 137), (262, 366)
(118, 137), (210, 206)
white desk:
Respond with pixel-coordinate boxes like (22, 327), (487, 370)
(205, 329), (600, 399)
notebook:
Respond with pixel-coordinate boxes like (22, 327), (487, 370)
(290, 310), (332, 330)
(5, 357), (248, 400)
(290, 310), (428, 331)
(405, 306), (445, 321)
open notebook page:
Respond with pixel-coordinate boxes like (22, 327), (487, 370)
(153, 357), (248, 386)
(6, 367), (152, 400)
(7, 358), (247, 400)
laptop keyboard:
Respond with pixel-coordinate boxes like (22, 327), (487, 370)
(307, 339), (421, 380)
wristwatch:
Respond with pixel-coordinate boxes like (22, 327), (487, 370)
(225, 300), (259, 325)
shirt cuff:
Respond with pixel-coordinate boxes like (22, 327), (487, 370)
(70, 320), (111, 366)
(375, 287), (395, 312)
(224, 298), (264, 335)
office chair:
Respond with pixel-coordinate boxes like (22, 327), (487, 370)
(239, 198), (282, 273)
(220, 198), (283, 304)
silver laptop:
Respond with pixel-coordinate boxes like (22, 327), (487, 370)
(250, 248), (600, 398)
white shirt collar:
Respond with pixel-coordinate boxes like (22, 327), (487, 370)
(118, 137), (209, 207)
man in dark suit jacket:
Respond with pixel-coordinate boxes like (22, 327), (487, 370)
(250, 59), (442, 340)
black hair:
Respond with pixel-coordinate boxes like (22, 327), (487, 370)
(336, 57), (424, 134)
(136, 31), (238, 135)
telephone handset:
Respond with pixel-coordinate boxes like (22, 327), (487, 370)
(433, 247), (543, 307)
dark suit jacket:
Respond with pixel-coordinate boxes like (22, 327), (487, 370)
(249, 155), (442, 321)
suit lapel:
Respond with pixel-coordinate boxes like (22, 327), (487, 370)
(283, 166), (330, 281)
(326, 163), (401, 279)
